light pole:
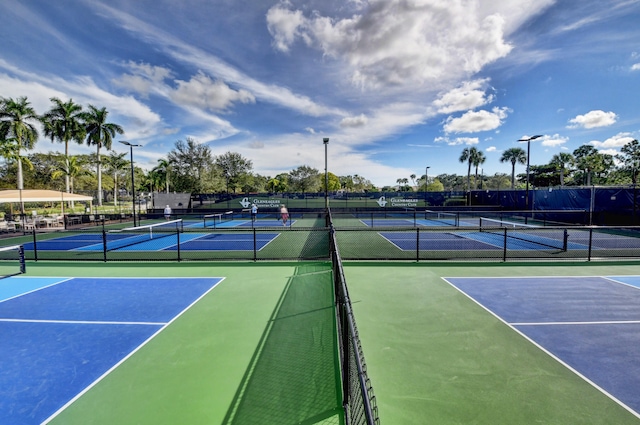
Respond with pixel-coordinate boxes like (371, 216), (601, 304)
(323, 137), (329, 210)
(518, 135), (542, 209)
(119, 141), (142, 226)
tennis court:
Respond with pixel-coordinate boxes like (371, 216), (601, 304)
(21, 230), (281, 252)
(4, 206), (640, 424)
(3, 261), (640, 424)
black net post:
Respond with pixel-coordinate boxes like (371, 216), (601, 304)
(416, 228), (420, 262)
(176, 227), (181, 262)
(102, 229), (108, 262)
(19, 245), (25, 274)
(32, 227), (38, 262)
(253, 227), (257, 261)
(502, 227), (508, 262)
(588, 227), (593, 261)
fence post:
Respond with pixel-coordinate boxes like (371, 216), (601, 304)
(176, 227), (181, 262)
(588, 228), (593, 261)
(32, 227), (38, 262)
(102, 229), (107, 262)
(253, 227), (257, 261)
(503, 227), (508, 262)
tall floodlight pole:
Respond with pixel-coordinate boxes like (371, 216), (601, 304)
(323, 138), (329, 210)
(518, 135), (542, 209)
(119, 141), (142, 227)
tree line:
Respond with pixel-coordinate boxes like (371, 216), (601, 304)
(394, 141), (640, 192)
(0, 96), (377, 201)
(3, 96), (640, 201)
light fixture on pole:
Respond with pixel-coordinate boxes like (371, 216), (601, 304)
(323, 138), (329, 210)
(119, 141), (142, 227)
(517, 135), (542, 209)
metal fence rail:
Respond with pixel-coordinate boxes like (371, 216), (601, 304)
(19, 226), (330, 262)
(334, 225), (640, 261)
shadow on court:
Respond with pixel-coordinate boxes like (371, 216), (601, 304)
(222, 263), (343, 424)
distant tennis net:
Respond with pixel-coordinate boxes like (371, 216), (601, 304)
(0, 244), (26, 278)
(203, 211), (234, 228)
(424, 210), (459, 226)
(106, 219), (184, 251)
(479, 217), (568, 251)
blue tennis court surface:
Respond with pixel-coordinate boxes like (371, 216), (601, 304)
(207, 219), (296, 228)
(380, 231), (586, 251)
(0, 276), (223, 425)
(445, 276), (640, 418)
(21, 232), (280, 252)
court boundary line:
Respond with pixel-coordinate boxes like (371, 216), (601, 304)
(0, 318), (167, 326)
(41, 276), (226, 424)
(442, 276), (640, 420)
(512, 320), (640, 326)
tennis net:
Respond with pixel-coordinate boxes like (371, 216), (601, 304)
(424, 210), (459, 226)
(479, 217), (568, 251)
(329, 211), (380, 425)
(106, 219), (184, 251)
(203, 211), (234, 228)
(0, 244), (26, 278)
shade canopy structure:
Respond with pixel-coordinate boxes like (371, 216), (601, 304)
(0, 190), (93, 203)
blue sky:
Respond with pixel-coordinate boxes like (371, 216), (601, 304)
(1, 0), (639, 186)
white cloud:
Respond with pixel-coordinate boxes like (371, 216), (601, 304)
(433, 79), (495, 114)
(434, 136), (479, 146)
(486, 146), (497, 152)
(541, 134), (569, 147)
(598, 148), (619, 156)
(631, 63), (640, 71)
(567, 110), (617, 129)
(266, 5), (306, 53)
(170, 73), (255, 112)
(589, 132), (636, 148)
(94, 3), (344, 118)
(113, 62), (173, 97)
(443, 107), (510, 134)
(340, 114), (368, 128)
(266, 0), (514, 89)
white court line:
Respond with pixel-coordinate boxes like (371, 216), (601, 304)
(41, 276), (226, 424)
(0, 318), (166, 326)
(442, 277), (640, 420)
(512, 320), (640, 326)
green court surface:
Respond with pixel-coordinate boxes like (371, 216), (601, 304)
(344, 261), (640, 424)
(9, 260), (640, 424)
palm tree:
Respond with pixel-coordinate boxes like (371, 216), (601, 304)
(0, 97), (39, 199)
(143, 168), (164, 208)
(83, 105), (124, 206)
(459, 147), (478, 192)
(0, 137), (20, 165)
(500, 147), (527, 189)
(41, 98), (86, 194)
(103, 151), (128, 207)
(51, 155), (90, 195)
(410, 174), (416, 186)
(549, 152), (574, 187)
(155, 158), (173, 193)
(472, 150), (486, 189)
